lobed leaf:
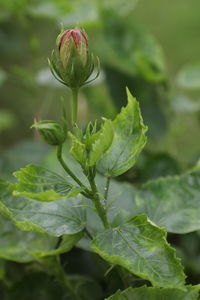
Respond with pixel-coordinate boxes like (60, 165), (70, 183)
(135, 167), (200, 233)
(13, 164), (81, 201)
(91, 215), (185, 289)
(97, 88), (147, 176)
(0, 180), (86, 237)
(106, 285), (200, 300)
(0, 214), (82, 262)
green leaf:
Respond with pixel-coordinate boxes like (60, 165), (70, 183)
(0, 214), (82, 262)
(69, 132), (86, 165)
(13, 164), (81, 201)
(106, 285), (200, 300)
(135, 167), (200, 234)
(97, 88), (147, 176)
(88, 119), (114, 166)
(91, 215), (185, 289)
(69, 119), (114, 167)
(177, 62), (200, 90)
(0, 180), (86, 237)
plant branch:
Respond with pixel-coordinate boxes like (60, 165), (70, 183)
(71, 88), (79, 129)
(88, 168), (110, 229)
(57, 144), (90, 197)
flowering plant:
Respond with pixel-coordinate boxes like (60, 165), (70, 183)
(0, 28), (199, 300)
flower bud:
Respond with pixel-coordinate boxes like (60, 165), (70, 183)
(32, 120), (66, 146)
(49, 28), (99, 88)
(58, 28), (88, 68)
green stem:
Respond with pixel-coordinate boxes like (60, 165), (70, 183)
(57, 144), (90, 197)
(104, 176), (111, 202)
(71, 88), (79, 128)
(55, 256), (81, 300)
(88, 169), (110, 229)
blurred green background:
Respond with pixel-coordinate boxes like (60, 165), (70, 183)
(0, 0), (200, 297)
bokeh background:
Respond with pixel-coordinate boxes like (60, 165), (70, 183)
(0, 0), (200, 298)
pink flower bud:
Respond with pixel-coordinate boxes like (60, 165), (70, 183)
(58, 28), (88, 68)
(49, 27), (100, 88)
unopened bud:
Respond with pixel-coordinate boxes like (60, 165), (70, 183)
(49, 28), (99, 88)
(58, 28), (88, 68)
(32, 120), (66, 146)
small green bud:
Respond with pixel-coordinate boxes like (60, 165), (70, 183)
(32, 120), (66, 146)
(49, 28), (99, 88)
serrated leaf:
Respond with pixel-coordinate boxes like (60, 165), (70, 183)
(0, 214), (82, 262)
(135, 168), (200, 234)
(69, 131), (86, 165)
(0, 180), (86, 237)
(106, 285), (200, 300)
(97, 88), (147, 176)
(13, 164), (81, 201)
(91, 215), (185, 289)
(88, 119), (114, 166)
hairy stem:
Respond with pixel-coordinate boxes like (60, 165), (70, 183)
(88, 169), (110, 229)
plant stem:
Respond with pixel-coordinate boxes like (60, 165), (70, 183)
(71, 88), (79, 128)
(57, 144), (90, 197)
(104, 176), (111, 202)
(88, 170), (110, 229)
(55, 256), (81, 300)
